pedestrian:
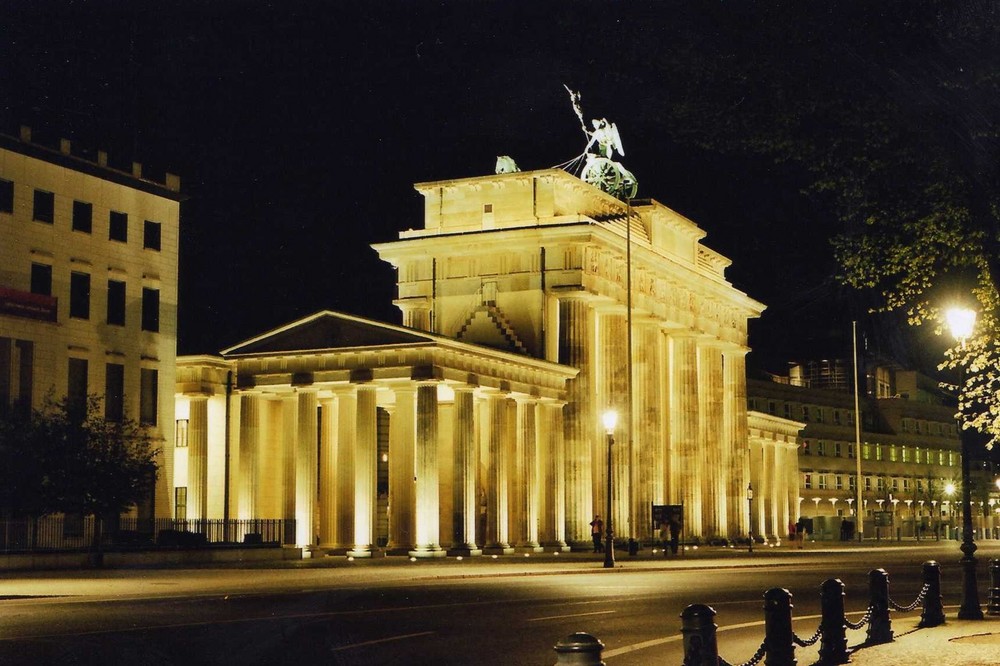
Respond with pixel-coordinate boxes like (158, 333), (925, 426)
(658, 521), (669, 556)
(668, 518), (680, 555)
(590, 515), (604, 553)
(788, 521), (796, 544)
(840, 518), (849, 541)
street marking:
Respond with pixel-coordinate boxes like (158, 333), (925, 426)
(330, 631), (435, 652)
(528, 610), (617, 622)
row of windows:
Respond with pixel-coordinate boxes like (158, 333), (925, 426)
(0, 178), (161, 250)
(67, 357), (158, 425)
(803, 473), (948, 494)
(801, 440), (957, 466)
(753, 398), (855, 426)
(29, 263), (159, 331)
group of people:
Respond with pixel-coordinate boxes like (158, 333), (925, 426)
(588, 515), (680, 555)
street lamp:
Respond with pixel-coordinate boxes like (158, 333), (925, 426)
(946, 305), (983, 620)
(747, 482), (754, 553)
(602, 410), (618, 569)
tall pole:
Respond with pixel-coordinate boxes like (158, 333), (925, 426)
(958, 364), (983, 619)
(852, 321), (864, 541)
(625, 198), (635, 540)
(605, 429), (615, 568)
(747, 483), (754, 553)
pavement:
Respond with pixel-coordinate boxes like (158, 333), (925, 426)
(2, 539), (999, 664)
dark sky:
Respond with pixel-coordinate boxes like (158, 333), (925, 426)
(1, 2), (946, 369)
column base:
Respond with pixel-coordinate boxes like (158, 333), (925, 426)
(408, 546), (447, 558)
(514, 545), (545, 553)
(568, 540), (595, 552)
(346, 547), (374, 558)
(541, 541), (571, 552)
(385, 545), (416, 556)
(482, 545), (515, 555)
(446, 546), (483, 557)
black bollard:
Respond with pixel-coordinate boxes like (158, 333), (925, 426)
(988, 559), (1000, 616)
(918, 560), (945, 627)
(763, 587), (796, 666)
(818, 578), (851, 665)
(866, 569), (893, 644)
(553, 632), (605, 666)
(680, 604), (719, 666)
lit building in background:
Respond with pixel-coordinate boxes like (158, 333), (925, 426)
(749, 362), (965, 540)
(177, 168), (765, 551)
(0, 127), (183, 521)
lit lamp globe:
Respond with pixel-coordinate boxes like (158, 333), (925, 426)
(946, 307), (976, 344)
(602, 410), (618, 434)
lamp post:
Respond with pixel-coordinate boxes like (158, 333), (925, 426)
(602, 410), (618, 569)
(946, 306), (983, 620)
(747, 482), (754, 553)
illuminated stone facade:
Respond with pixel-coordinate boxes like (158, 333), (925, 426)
(0, 128), (182, 520)
(175, 169), (766, 550)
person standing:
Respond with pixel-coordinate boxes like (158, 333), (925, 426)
(590, 515), (604, 553)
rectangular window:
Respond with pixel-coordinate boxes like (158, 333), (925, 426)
(834, 442), (842, 457)
(109, 211), (128, 242)
(834, 410), (841, 425)
(863, 443), (871, 460)
(69, 272), (91, 319)
(140, 368), (158, 425)
(847, 412), (855, 425)
(849, 475), (856, 491)
(948, 452), (956, 466)
(875, 444), (883, 461)
(917, 479), (924, 491)
(902, 446), (909, 463)
(30, 263), (52, 296)
(175, 419), (189, 447)
(802, 406), (810, 421)
(915, 447), (922, 464)
(938, 451), (945, 465)
(33, 189), (53, 223)
(67, 357), (88, 417)
(107, 280), (126, 326)
(174, 487), (187, 521)
(143, 220), (161, 250)
(891, 478), (899, 491)
(804, 473), (812, 489)
(802, 440), (811, 455)
(783, 404), (792, 419)
(889, 445), (898, 462)
(141, 287), (159, 332)
(819, 475), (828, 490)
(767, 400), (777, 415)
(903, 478), (910, 491)
(72, 200), (92, 233)
(865, 476), (872, 491)
(816, 408), (825, 423)
(0, 178), (13, 213)
(817, 441), (826, 456)
(877, 477), (886, 491)
(104, 363), (124, 422)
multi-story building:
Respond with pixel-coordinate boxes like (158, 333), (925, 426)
(0, 127), (182, 520)
(749, 362), (963, 540)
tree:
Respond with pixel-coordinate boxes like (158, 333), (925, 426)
(0, 396), (159, 539)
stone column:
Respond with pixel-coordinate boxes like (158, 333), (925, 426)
(723, 349), (749, 537)
(319, 397), (338, 548)
(281, 395), (297, 525)
(597, 309), (629, 539)
(777, 444), (791, 539)
(388, 386), (416, 554)
(335, 388), (356, 551)
(237, 393), (260, 521)
(764, 442), (778, 539)
(294, 389), (318, 548)
(559, 296), (595, 549)
(449, 386), (480, 555)
(699, 344), (724, 538)
(350, 385), (377, 557)
(670, 334), (701, 536)
(411, 382), (444, 557)
(482, 391), (513, 554)
(635, 322), (663, 540)
(188, 396), (209, 524)
(517, 398), (542, 551)
(540, 401), (569, 550)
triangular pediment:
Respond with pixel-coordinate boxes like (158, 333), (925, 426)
(455, 306), (528, 355)
(222, 311), (435, 356)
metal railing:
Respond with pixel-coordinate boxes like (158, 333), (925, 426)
(0, 516), (295, 553)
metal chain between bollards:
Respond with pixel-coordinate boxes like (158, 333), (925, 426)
(844, 606), (873, 630)
(889, 583), (930, 612)
(792, 625), (822, 647)
(719, 640), (767, 666)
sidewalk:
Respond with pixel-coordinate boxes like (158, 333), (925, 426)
(848, 614), (1000, 666)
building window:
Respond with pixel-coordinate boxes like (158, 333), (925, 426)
(863, 443), (871, 460)
(847, 411), (855, 425)
(875, 444), (883, 461)
(915, 446), (922, 464)
(834, 410), (841, 425)
(30, 263), (52, 296)
(67, 357), (88, 417)
(143, 220), (161, 251)
(865, 476), (872, 491)
(816, 407), (825, 423)
(767, 400), (777, 415)
(892, 478), (899, 492)
(109, 211), (128, 242)
(938, 450), (945, 465)
(106, 280), (126, 326)
(141, 287), (159, 332)
(902, 446), (909, 463)
(819, 475), (828, 490)
(72, 200), (92, 233)
(802, 440), (811, 455)
(817, 441), (826, 456)
(140, 368), (158, 425)
(834, 442), (842, 457)
(903, 478), (910, 491)
(33, 189), (54, 223)
(802, 406), (810, 421)
(917, 479), (924, 492)
(0, 178), (13, 213)
(804, 473), (812, 489)
(877, 477), (886, 491)
(836, 475), (844, 490)
(69, 272), (91, 319)
(784, 403), (792, 419)
(849, 475), (856, 491)
(104, 363), (124, 422)
(175, 487), (187, 521)
(175, 419), (189, 447)
(889, 445), (898, 462)
(948, 451), (956, 466)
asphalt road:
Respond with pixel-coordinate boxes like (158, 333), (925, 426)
(1, 541), (997, 665)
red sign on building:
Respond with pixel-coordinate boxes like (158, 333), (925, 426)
(0, 286), (57, 322)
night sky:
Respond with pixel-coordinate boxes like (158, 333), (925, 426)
(1, 2), (951, 371)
